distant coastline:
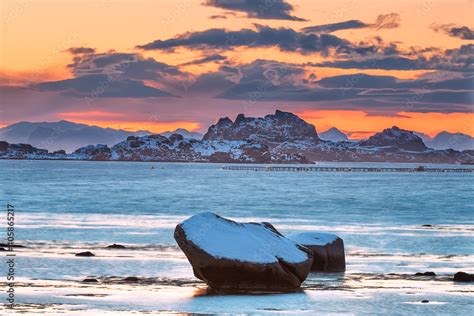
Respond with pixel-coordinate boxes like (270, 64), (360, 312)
(1, 111), (473, 165)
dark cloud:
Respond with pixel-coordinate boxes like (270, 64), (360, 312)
(312, 44), (474, 72)
(209, 14), (227, 19)
(180, 54), (227, 66)
(302, 20), (367, 33)
(137, 25), (368, 55)
(302, 13), (400, 34)
(431, 23), (474, 40)
(189, 59), (305, 93)
(30, 51), (183, 98)
(67, 47), (96, 54)
(317, 73), (474, 90)
(33, 74), (175, 98)
(68, 51), (182, 81)
(189, 72), (237, 93)
(312, 57), (427, 70)
(204, 0), (306, 21)
(185, 60), (473, 112)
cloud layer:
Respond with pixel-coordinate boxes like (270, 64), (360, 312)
(302, 13), (400, 33)
(431, 24), (474, 40)
(32, 51), (184, 98)
(204, 0), (306, 21)
(137, 24), (394, 57)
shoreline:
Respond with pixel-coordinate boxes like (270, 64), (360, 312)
(2, 157), (474, 166)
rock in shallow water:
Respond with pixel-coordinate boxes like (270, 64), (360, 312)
(75, 251), (95, 257)
(415, 271), (436, 276)
(174, 212), (313, 291)
(287, 232), (346, 272)
(82, 278), (98, 283)
(106, 244), (126, 249)
(453, 271), (474, 282)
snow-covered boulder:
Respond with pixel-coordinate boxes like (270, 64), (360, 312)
(174, 212), (313, 291)
(287, 232), (345, 272)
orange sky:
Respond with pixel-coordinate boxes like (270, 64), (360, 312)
(298, 110), (474, 139)
(0, 0), (473, 137)
(57, 111), (201, 133)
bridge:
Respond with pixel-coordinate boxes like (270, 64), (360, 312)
(222, 165), (474, 173)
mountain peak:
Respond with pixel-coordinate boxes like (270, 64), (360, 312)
(160, 128), (203, 140)
(234, 113), (246, 124)
(202, 110), (319, 145)
(320, 127), (349, 142)
(424, 131), (474, 150)
(360, 126), (428, 151)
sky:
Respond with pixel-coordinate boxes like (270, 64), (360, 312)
(0, 0), (473, 138)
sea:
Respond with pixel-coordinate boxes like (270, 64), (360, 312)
(0, 159), (473, 315)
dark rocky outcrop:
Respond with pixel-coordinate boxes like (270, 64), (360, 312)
(82, 278), (99, 283)
(453, 271), (474, 282)
(72, 144), (111, 161)
(75, 251), (95, 257)
(359, 126), (428, 151)
(287, 232), (346, 272)
(203, 110), (320, 147)
(123, 276), (140, 282)
(0, 243), (26, 248)
(106, 244), (126, 249)
(174, 212), (313, 291)
(0, 141), (52, 159)
(415, 271), (436, 276)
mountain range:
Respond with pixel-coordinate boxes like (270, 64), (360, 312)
(416, 132), (474, 151)
(1, 111), (473, 164)
(2, 120), (471, 153)
(0, 121), (203, 153)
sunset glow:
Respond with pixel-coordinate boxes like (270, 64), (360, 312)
(1, 0), (472, 137)
(299, 110), (474, 139)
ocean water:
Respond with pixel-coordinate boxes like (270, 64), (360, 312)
(0, 160), (473, 315)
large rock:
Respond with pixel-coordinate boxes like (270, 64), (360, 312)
(174, 212), (313, 291)
(453, 271), (474, 282)
(287, 232), (345, 272)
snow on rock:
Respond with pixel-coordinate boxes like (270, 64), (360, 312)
(319, 127), (349, 142)
(359, 126), (428, 151)
(160, 128), (203, 140)
(70, 144), (111, 160)
(174, 212), (313, 291)
(202, 110), (320, 147)
(0, 141), (66, 159)
(287, 232), (346, 272)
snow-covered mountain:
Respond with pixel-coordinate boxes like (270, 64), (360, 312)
(319, 127), (349, 142)
(70, 134), (309, 163)
(1, 112), (473, 164)
(0, 121), (150, 153)
(359, 126), (428, 151)
(203, 110), (319, 146)
(417, 131), (474, 151)
(160, 128), (203, 140)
